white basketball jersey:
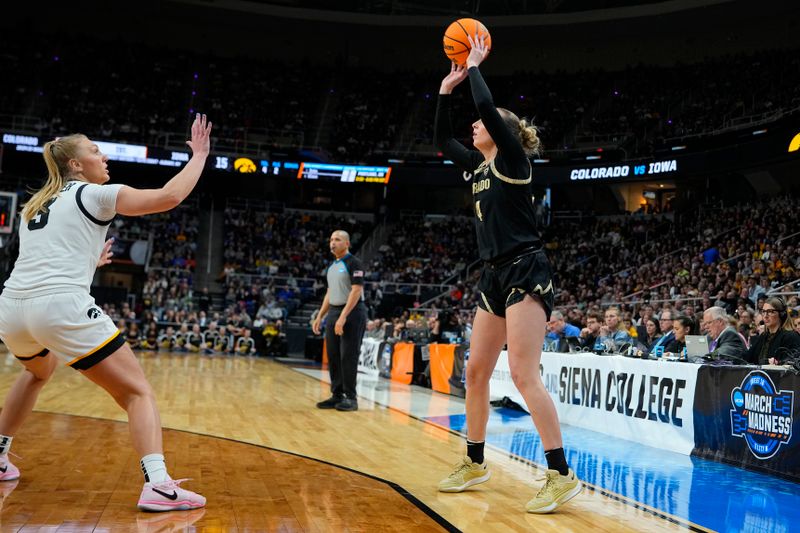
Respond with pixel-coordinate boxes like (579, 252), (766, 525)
(3, 180), (122, 298)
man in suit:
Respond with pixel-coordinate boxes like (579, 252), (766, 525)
(648, 309), (674, 356)
(703, 306), (747, 362)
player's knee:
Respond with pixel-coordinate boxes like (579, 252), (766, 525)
(112, 380), (156, 409)
(465, 363), (492, 388)
(508, 359), (541, 390)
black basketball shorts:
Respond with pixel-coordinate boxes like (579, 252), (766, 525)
(476, 247), (555, 320)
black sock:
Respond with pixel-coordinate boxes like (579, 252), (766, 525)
(466, 440), (485, 464)
(544, 447), (569, 476)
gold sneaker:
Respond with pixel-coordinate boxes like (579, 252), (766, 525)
(526, 468), (582, 513)
(438, 456), (491, 493)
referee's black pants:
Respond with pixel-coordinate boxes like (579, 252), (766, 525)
(325, 303), (367, 399)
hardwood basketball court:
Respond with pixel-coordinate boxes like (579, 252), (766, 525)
(0, 352), (701, 531)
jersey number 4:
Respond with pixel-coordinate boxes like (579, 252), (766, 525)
(28, 198), (57, 231)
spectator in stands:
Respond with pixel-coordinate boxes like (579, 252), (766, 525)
(234, 310), (252, 330)
(126, 322), (141, 349)
(426, 315), (442, 343)
(546, 310), (581, 352)
(701, 243), (721, 265)
(117, 319), (128, 338)
(726, 314), (750, 349)
(262, 320), (284, 356)
(703, 306), (747, 362)
(390, 319), (407, 341)
(750, 277), (769, 303)
(622, 312), (638, 339)
(635, 305), (655, 338)
(140, 321), (159, 350)
(370, 319), (389, 340)
(794, 313), (800, 335)
(737, 309), (756, 340)
(198, 288), (211, 313)
(745, 297), (800, 365)
(439, 312), (464, 343)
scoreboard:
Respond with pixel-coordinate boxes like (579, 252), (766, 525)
(297, 163), (391, 184)
(0, 192), (17, 235)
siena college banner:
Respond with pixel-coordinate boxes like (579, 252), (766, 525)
(490, 352), (699, 455)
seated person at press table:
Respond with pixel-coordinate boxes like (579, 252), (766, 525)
(648, 310), (674, 356)
(640, 317), (662, 352)
(546, 310), (581, 352)
(702, 306), (748, 362)
(662, 315), (693, 357)
(578, 311), (601, 349)
(745, 297), (800, 365)
(597, 306), (633, 352)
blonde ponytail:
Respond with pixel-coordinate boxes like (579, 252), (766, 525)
(22, 134), (86, 222)
(497, 108), (542, 156)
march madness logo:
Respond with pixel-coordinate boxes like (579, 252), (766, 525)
(730, 371), (794, 459)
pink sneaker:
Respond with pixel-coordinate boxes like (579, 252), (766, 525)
(0, 456), (19, 482)
(137, 478), (206, 512)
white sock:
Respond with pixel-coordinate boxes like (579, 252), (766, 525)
(0, 435), (12, 456)
(140, 453), (170, 483)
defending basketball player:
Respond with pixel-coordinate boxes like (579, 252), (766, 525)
(433, 35), (582, 513)
(0, 114), (212, 512)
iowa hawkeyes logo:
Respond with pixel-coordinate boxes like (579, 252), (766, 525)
(789, 133), (800, 153)
(87, 307), (102, 319)
(234, 157), (257, 173)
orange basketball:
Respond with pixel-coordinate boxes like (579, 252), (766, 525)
(443, 18), (491, 66)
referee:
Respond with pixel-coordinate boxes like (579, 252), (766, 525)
(312, 230), (367, 412)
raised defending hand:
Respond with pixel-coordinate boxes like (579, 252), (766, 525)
(439, 62), (468, 94)
(185, 113), (212, 158)
(466, 34), (490, 69)
(97, 237), (114, 267)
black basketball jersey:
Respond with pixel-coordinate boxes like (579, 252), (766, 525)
(469, 159), (539, 260)
(434, 67), (541, 261)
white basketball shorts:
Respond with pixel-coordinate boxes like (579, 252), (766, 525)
(0, 291), (124, 370)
